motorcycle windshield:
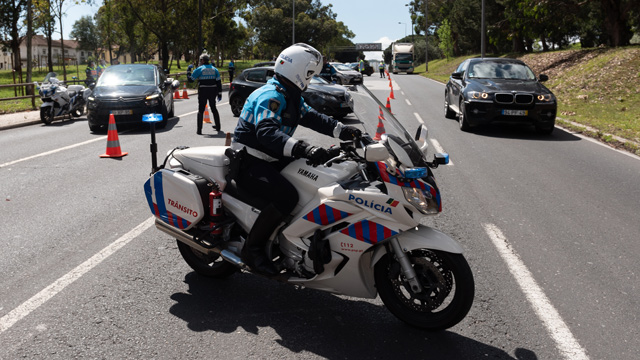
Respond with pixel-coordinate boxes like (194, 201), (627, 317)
(346, 85), (427, 167)
(43, 72), (59, 83)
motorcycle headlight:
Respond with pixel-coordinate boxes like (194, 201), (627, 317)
(402, 187), (439, 214)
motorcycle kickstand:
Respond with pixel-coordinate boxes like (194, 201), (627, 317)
(389, 237), (424, 294)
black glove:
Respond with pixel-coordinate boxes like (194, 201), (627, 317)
(217, 94), (222, 101)
(339, 125), (362, 141)
(304, 146), (332, 167)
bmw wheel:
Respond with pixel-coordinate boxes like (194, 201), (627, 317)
(444, 92), (456, 119)
(458, 100), (471, 132)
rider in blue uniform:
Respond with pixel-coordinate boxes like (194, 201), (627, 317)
(232, 43), (361, 275)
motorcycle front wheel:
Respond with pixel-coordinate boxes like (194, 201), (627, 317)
(176, 240), (238, 279)
(40, 107), (54, 125)
(374, 249), (474, 331)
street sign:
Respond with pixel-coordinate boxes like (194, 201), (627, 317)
(355, 43), (382, 51)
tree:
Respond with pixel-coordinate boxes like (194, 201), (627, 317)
(438, 19), (453, 60)
(245, 0), (354, 56)
(0, 0), (28, 75)
(33, 0), (56, 72)
(70, 15), (100, 55)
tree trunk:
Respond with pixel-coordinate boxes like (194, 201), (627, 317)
(26, 0), (33, 95)
(601, 0), (633, 46)
(58, 15), (67, 81)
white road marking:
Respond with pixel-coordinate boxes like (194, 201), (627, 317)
(0, 137), (106, 168)
(483, 223), (590, 360)
(414, 112), (424, 124)
(0, 217), (155, 333)
(0, 110), (211, 169)
(405, 99), (412, 106)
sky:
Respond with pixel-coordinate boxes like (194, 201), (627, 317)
(61, 0), (414, 61)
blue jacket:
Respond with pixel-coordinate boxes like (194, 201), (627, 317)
(191, 64), (222, 90)
(233, 78), (341, 160)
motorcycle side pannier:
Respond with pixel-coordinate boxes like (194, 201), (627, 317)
(144, 169), (210, 230)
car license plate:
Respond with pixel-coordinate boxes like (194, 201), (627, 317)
(111, 110), (133, 115)
(502, 109), (527, 116)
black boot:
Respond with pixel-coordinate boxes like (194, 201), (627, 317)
(197, 112), (203, 135)
(241, 205), (284, 276)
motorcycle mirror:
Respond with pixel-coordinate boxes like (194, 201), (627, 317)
(414, 125), (429, 155)
(364, 142), (390, 162)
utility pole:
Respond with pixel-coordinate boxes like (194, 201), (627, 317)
(481, 0), (486, 58)
(425, 0), (428, 72)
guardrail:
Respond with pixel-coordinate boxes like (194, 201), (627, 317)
(0, 83), (37, 108)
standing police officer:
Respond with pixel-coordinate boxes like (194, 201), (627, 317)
(232, 43), (361, 275)
(85, 61), (97, 86)
(379, 60), (386, 78)
(228, 59), (235, 82)
(190, 52), (222, 135)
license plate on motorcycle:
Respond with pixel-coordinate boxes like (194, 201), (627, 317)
(111, 110), (133, 115)
(502, 109), (527, 116)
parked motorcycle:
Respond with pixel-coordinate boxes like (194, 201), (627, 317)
(143, 85), (475, 331)
(35, 72), (91, 125)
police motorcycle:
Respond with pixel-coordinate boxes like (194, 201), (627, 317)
(35, 72), (91, 125)
(143, 85), (475, 331)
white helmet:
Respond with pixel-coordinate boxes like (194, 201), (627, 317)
(275, 43), (323, 91)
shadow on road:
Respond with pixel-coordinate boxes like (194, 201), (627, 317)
(169, 272), (538, 360)
(444, 120), (582, 143)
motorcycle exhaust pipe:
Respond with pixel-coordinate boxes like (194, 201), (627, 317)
(154, 219), (245, 267)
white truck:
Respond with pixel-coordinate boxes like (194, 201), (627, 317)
(391, 43), (415, 74)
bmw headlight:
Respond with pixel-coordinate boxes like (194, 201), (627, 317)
(469, 91), (491, 100)
(402, 187), (439, 214)
(537, 93), (554, 102)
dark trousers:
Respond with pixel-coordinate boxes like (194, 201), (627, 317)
(380, 69), (385, 78)
(197, 86), (221, 131)
(235, 154), (299, 215)
(229, 70), (234, 82)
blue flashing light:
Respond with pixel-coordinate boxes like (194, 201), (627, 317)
(404, 167), (428, 179)
(142, 113), (163, 123)
(436, 152), (450, 165)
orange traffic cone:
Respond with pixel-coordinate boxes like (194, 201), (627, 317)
(181, 82), (189, 99)
(173, 88), (181, 99)
(203, 104), (212, 123)
(373, 106), (386, 141)
(389, 78), (392, 88)
(100, 113), (128, 158)
(385, 97), (392, 113)
(390, 86), (395, 99)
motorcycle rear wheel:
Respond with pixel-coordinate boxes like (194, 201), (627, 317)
(375, 249), (474, 331)
(72, 105), (85, 117)
(40, 107), (54, 125)
(177, 240), (238, 278)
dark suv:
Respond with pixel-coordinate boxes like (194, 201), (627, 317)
(228, 66), (352, 119)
